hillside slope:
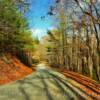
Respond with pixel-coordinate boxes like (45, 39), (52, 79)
(0, 54), (32, 85)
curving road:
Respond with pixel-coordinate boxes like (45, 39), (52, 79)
(0, 65), (100, 100)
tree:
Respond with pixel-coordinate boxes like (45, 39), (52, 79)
(0, 0), (35, 67)
(46, 0), (100, 81)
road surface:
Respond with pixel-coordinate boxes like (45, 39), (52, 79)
(0, 64), (99, 100)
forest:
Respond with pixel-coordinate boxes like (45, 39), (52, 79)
(36, 0), (100, 82)
(0, 0), (37, 66)
(0, 0), (100, 81)
(0, 0), (100, 100)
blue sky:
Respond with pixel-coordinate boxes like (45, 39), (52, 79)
(25, 0), (54, 39)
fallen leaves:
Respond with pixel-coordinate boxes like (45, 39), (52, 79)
(56, 68), (100, 99)
(0, 54), (32, 85)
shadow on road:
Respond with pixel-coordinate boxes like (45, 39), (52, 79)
(14, 69), (94, 100)
(46, 70), (96, 100)
(38, 74), (53, 100)
(16, 71), (53, 100)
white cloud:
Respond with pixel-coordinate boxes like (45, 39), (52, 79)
(31, 28), (47, 40)
(49, 26), (56, 30)
(30, 27), (56, 40)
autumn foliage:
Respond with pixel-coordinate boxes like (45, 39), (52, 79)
(0, 54), (32, 85)
(56, 68), (100, 99)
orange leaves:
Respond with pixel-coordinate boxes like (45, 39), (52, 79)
(0, 54), (32, 85)
(57, 68), (100, 99)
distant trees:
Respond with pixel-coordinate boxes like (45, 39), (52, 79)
(45, 0), (100, 81)
(0, 0), (35, 66)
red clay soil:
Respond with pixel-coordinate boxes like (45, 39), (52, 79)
(0, 54), (32, 85)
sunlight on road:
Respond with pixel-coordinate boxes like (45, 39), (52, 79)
(36, 62), (50, 70)
(37, 63), (46, 70)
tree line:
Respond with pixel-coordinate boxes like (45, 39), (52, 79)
(0, 0), (35, 66)
(43, 0), (100, 81)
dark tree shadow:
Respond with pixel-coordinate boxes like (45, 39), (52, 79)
(16, 71), (53, 100)
(18, 81), (30, 100)
(46, 70), (95, 100)
(15, 69), (93, 100)
(38, 74), (53, 100)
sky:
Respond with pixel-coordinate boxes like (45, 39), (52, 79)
(25, 0), (54, 40)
